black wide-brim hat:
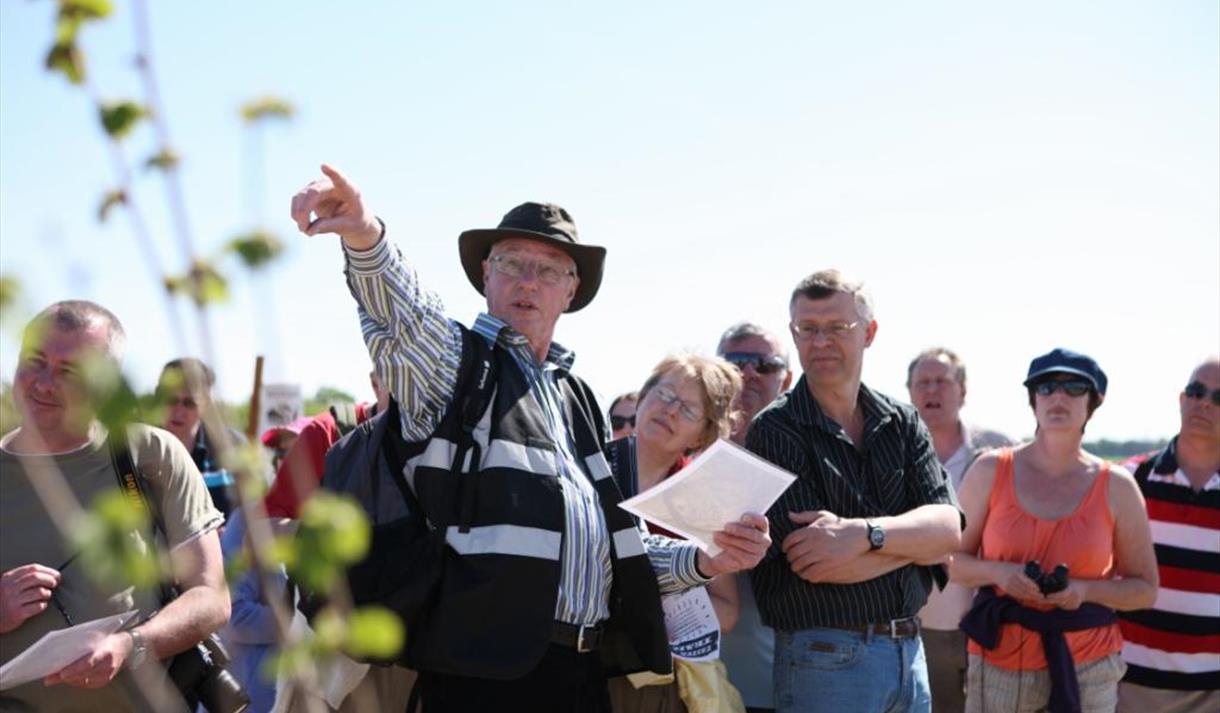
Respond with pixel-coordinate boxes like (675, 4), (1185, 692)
(458, 202), (606, 313)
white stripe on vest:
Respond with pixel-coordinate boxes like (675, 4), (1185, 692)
(612, 527), (648, 559)
(445, 524), (563, 560)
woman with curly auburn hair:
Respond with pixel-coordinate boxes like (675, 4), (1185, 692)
(608, 352), (748, 713)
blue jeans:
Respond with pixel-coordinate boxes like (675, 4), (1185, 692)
(775, 626), (932, 713)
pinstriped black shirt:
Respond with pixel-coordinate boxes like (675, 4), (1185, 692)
(746, 376), (959, 630)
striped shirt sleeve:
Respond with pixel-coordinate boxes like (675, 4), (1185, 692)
(644, 531), (711, 594)
(344, 234), (463, 443)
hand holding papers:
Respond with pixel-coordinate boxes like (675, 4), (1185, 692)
(619, 439), (795, 557)
(0, 610), (136, 690)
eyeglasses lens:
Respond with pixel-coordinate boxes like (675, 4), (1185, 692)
(723, 352), (785, 375)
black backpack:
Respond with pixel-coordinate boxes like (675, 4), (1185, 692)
(296, 331), (497, 668)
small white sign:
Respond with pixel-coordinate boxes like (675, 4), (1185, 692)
(259, 383), (303, 436)
(662, 587), (722, 662)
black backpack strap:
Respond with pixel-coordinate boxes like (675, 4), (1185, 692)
(377, 327), (498, 535)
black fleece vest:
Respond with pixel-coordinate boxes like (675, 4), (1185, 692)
(404, 326), (671, 680)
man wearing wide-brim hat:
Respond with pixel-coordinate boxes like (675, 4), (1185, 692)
(290, 164), (771, 711)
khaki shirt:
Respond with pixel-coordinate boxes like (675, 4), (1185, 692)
(0, 424), (222, 713)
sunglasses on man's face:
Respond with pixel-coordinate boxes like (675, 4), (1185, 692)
(722, 352), (787, 376)
(1184, 381), (1220, 406)
(1033, 380), (1092, 398)
(610, 414), (636, 430)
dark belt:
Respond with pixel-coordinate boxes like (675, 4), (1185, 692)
(829, 616), (921, 639)
(551, 621), (604, 653)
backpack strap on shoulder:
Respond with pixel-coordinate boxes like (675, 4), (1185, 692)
(453, 329), (497, 534)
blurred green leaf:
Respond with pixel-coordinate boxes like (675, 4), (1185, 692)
(97, 189), (126, 222)
(228, 230), (284, 269)
(79, 354), (141, 437)
(99, 100), (147, 140)
(0, 275), (18, 319)
(144, 147), (180, 171)
(240, 96), (295, 123)
(71, 490), (160, 589)
(221, 442), (269, 501)
(58, 0), (114, 22)
(165, 260), (230, 306)
(45, 40), (85, 85)
(290, 493), (370, 593)
(346, 607), (404, 659)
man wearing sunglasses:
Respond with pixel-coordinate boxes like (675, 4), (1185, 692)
(745, 270), (963, 713)
(715, 322), (791, 713)
(906, 347), (1014, 713)
(1117, 356), (1220, 713)
(289, 165), (771, 711)
(0, 301), (228, 712)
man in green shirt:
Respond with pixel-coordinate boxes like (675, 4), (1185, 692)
(0, 300), (229, 712)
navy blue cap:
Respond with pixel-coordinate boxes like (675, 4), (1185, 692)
(1023, 348), (1108, 395)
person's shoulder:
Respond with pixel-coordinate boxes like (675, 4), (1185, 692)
(966, 424), (1019, 450)
(752, 389), (800, 429)
(125, 423), (199, 478)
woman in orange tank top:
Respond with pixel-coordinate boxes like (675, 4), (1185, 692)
(949, 349), (1158, 713)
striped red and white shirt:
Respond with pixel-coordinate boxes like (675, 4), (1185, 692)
(1118, 439), (1220, 691)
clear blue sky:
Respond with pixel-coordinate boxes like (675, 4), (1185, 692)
(2, 1), (1217, 440)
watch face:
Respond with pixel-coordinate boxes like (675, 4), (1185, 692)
(869, 526), (885, 548)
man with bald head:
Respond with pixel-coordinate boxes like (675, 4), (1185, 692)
(1117, 357), (1220, 713)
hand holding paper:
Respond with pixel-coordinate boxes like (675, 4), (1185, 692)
(619, 439), (794, 567)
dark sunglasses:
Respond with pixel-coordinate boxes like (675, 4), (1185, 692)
(722, 352), (787, 375)
(610, 414), (636, 430)
(1184, 381), (1220, 406)
(1033, 380), (1092, 397)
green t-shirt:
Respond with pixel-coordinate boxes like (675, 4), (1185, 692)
(0, 424), (223, 713)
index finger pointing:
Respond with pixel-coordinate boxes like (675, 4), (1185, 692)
(320, 163), (352, 191)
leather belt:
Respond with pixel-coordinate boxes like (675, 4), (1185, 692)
(832, 616), (921, 639)
(551, 622), (604, 653)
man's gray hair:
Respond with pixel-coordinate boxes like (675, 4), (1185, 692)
(789, 269), (874, 323)
(907, 347), (967, 386)
(716, 322), (789, 365)
(22, 300), (127, 362)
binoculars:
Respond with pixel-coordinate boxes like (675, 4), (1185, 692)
(1024, 561), (1070, 595)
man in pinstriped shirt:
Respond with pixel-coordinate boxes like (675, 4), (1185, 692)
(289, 164), (771, 711)
(746, 269), (964, 713)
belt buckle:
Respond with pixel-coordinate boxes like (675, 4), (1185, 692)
(576, 625), (594, 653)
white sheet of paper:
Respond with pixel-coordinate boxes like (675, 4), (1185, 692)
(619, 439), (796, 556)
(662, 587), (721, 662)
(0, 610), (137, 690)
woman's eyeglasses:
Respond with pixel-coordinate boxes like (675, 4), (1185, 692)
(722, 352), (787, 375)
(650, 384), (705, 423)
(1033, 380), (1092, 397)
(1184, 381), (1220, 406)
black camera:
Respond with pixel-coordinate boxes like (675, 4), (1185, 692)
(1024, 560), (1069, 595)
(167, 635), (250, 713)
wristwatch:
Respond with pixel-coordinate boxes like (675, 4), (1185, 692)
(866, 520), (886, 551)
(127, 628), (149, 669)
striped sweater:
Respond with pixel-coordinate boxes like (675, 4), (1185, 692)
(1118, 439), (1220, 691)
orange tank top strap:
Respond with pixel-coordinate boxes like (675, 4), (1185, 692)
(987, 447), (1016, 512)
(1078, 460), (1115, 528)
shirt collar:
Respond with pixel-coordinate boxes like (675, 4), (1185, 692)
(790, 375), (896, 436)
(1149, 437), (1220, 491)
(471, 312), (576, 373)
